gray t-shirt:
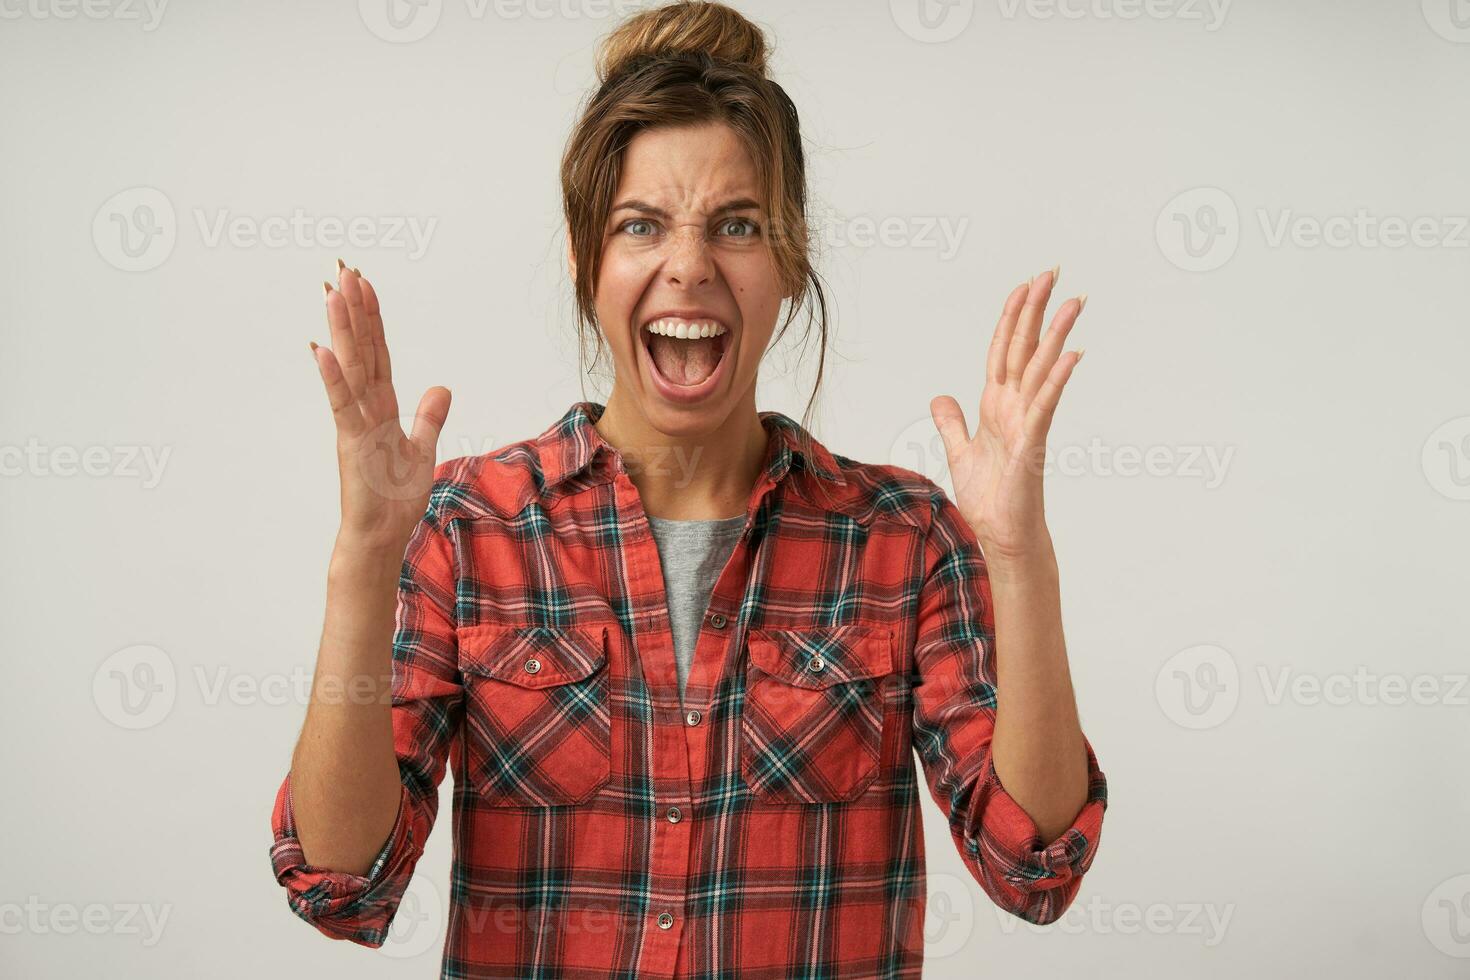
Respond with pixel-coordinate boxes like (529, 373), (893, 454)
(646, 513), (746, 707)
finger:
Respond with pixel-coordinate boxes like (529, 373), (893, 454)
(1022, 349), (1082, 446)
(1006, 264), (1059, 387)
(324, 280), (368, 399)
(1019, 294), (1085, 406)
(928, 394), (971, 464)
(311, 341), (367, 440)
(339, 263), (376, 387)
(409, 386), (453, 458)
(358, 273), (394, 387)
(987, 281), (1030, 387)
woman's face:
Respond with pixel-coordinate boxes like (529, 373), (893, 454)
(586, 121), (787, 437)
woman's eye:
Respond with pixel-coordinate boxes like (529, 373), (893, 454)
(719, 218), (759, 238)
(622, 219), (657, 237)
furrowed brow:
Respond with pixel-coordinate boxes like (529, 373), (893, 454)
(610, 197), (763, 219)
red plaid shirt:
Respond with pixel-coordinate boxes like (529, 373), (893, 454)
(269, 399), (1108, 978)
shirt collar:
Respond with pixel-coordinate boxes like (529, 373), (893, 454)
(535, 400), (846, 494)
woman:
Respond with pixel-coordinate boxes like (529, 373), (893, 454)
(269, 2), (1107, 976)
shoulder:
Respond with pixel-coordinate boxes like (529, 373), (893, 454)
(415, 434), (954, 534)
(421, 436), (550, 525)
(803, 452), (948, 534)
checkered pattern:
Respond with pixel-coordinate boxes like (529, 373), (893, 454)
(268, 399), (1108, 977)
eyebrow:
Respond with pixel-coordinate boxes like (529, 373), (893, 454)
(610, 197), (764, 218)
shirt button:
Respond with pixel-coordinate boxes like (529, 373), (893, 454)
(808, 655), (826, 673)
(709, 612), (727, 629)
(684, 709), (702, 727)
(657, 911), (674, 929)
(666, 806), (682, 824)
(524, 658), (541, 674)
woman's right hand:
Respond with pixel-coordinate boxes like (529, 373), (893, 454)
(311, 262), (451, 558)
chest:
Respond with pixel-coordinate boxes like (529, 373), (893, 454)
(445, 487), (925, 808)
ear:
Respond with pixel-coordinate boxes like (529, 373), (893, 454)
(566, 227), (577, 281)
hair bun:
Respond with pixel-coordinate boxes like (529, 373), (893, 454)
(596, 1), (769, 82)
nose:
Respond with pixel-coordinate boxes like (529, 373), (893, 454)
(664, 224), (713, 287)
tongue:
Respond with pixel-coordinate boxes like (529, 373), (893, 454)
(649, 334), (722, 386)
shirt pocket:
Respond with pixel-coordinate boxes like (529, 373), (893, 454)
(739, 623), (896, 804)
(457, 623), (612, 807)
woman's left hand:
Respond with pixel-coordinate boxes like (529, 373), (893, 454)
(928, 266), (1087, 564)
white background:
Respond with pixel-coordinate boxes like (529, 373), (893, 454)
(3, 0), (1469, 976)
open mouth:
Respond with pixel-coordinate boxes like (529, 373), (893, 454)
(639, 316), (731, 400)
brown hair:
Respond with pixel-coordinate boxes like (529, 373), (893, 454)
(559, 0), (834, 472)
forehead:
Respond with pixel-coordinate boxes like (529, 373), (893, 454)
(615, 122), (761, 211)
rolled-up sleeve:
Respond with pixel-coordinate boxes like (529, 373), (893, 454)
(909, 480), (1108, 926)
(267, 496), (463, 946)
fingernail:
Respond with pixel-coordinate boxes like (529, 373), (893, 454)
(1075, 348), (1086, 363)
(352, 267), (361, 277)
(1077, 293), (1088, 312)
(337, 258), (346, 271)
(309, 341), (319, 359)
(323, 280), (333, 295)
(1051, 264), (1061, 288)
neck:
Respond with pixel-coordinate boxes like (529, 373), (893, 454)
(594, 386), (769, 521)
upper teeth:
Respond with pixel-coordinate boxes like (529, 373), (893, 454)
(645, 318), (727, 339)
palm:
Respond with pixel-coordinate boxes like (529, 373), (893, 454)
(929, 267), (1086, 561)
(312, 264), (451, 553)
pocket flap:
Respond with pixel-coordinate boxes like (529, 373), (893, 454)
(746, 624), (894, 690)
(458, 624), (609, 689)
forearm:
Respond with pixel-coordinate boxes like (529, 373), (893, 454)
(985, 536), (1090, 843)
(288, 538), (405, 876)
